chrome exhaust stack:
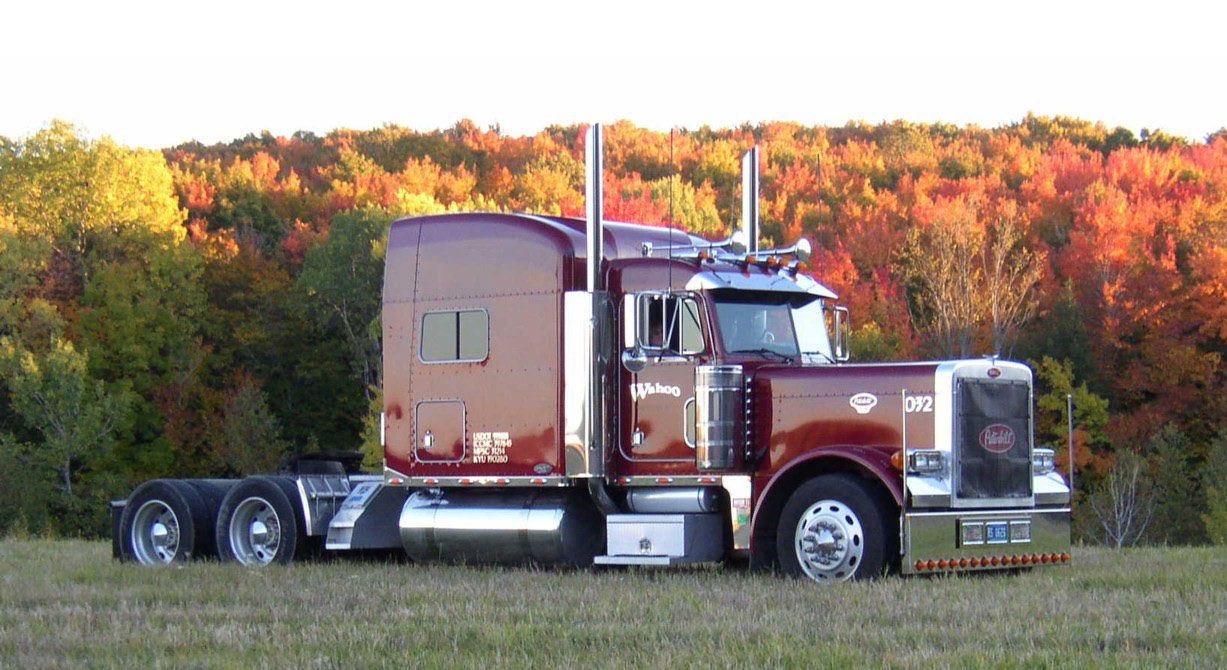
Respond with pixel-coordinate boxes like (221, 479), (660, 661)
(741, 146), (760, 254)
(584, 123), (618, 514)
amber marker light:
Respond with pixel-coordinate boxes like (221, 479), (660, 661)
(1062, 553), (1072, 562)
(890, 450), (904, 471)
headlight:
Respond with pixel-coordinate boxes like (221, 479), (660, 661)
(907, 449), (946, 475)
(1032, 448), (1056, 475)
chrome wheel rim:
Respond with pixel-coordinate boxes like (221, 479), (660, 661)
(229, 496), (282, 566)
(131, 500), (180, 565)
(794, 499), (864, 582)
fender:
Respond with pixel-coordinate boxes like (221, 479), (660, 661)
(750, 445), (903, 544)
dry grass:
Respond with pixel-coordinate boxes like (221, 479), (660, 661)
(0, 541), (1223, 668)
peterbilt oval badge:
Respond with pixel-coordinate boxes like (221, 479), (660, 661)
(979, 424), (1016, 453)
(849, 393), (878, 415)
(987, 367), (1002, 379)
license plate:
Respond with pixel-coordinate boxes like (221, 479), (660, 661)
(986, 522), (1009, 544)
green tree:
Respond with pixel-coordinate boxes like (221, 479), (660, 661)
(297, 208), (389, 403)
(1033, 356), (1111, 476)
(0, 338), (131, 497)
(1201, 430), (1227, 545)
(213, 375), (289, 476)
(0, 121), (186, 287)
(1146, 425), (1205, 545)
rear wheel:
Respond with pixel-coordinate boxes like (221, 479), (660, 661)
(776, 474), (892, 583)
(215, 476), (305, 566)
(120, 480), (210, 565)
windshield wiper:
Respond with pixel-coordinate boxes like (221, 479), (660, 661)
(729, 348), (795, 362)
(801, 350), (836, 364)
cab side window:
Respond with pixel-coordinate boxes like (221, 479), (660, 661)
(638, 294), (704, 356)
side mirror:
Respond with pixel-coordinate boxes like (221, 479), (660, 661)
(833, 305), (851, 362)
(621, 347), (649, 373)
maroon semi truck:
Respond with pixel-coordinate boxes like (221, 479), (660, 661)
(112, 125), (1071, 582)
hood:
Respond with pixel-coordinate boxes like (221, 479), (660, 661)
(750, 361), (942, 468)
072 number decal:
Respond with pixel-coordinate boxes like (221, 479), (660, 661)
(904, 395), (934, 413)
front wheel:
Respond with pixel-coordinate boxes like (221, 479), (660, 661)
(776, 474), (894, 583)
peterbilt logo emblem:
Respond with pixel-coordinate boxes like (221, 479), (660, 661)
(631, 382), (682, 401)
(849, 393), (878, 415)
(979, 424), (1017, 453)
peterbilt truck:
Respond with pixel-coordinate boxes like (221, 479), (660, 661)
(112, 124), (1072, 583)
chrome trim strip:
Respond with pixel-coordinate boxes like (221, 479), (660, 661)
(906, 507), (1070, 518)
(397, 475), (572, 488)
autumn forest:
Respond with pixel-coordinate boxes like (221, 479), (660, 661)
(0, 117), (1224, 544)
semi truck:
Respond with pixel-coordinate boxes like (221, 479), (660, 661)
(111, 124), (1072, 583)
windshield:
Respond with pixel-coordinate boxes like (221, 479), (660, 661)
(712, 290), (802, 358)
(712, 289), (835, 363)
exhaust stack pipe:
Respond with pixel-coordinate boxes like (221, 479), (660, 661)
(586, 124), (605, 295)
(741, 146), (760, 254)
(584, 123), (618, 514)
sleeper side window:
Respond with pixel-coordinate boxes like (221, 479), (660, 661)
(420, 309), (489, 362)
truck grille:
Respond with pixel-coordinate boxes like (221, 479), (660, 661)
(955, 379), (1032, 502)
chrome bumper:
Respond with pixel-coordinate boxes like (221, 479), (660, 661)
(902, 507), (1071, 575)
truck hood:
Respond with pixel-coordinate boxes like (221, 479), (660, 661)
(749, 361), (943, 469)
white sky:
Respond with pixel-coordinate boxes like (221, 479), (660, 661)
(3, 0), (1224, 148)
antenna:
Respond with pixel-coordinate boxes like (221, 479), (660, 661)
(741, 146), (760, 254)
(668, 127), (675, 292)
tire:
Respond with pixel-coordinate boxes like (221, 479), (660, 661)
(119, 479), (210, 565)
(215, 476), (306, 566)
(181, 479), (238, 558)
(776, 474), (894, 583)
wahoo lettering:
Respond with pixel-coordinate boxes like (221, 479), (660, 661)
(631, 382), (683, 401)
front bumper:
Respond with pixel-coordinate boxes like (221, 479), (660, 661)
(902, 507), (1070, 575)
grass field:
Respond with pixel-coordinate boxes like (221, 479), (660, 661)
(0, 541), (1223, 668)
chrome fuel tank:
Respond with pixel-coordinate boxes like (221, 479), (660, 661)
(399, 489), (604, 566)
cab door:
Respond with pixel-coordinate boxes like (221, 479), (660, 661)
(621, 292), (706, 465)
